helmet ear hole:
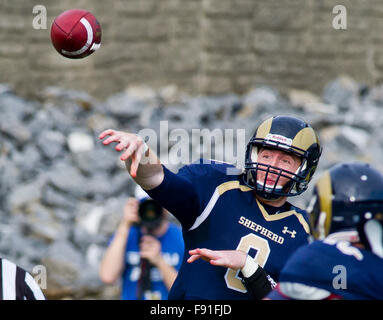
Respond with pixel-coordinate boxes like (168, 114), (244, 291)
(291, 159), (308, 194)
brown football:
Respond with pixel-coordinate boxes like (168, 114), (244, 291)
(51, 9), (102, 59)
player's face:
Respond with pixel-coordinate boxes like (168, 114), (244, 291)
(256, 148), (302, 188)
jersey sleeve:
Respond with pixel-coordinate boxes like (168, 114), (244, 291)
(145, 165), (204, 230)
(170, 225), (185, 271)
(145, 161), (223, 230)
(270, 242), (346, 300)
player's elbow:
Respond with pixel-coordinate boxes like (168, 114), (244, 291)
(99, 272), (118, 285)
(99, 267), (119, 285)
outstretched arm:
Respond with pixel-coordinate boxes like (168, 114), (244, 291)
(187, 248), (247, 270)
(99, 129), (164, 190)
(99, 129), (201, 229)
(188, 248), (275, 299)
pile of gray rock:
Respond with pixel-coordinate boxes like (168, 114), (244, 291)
(1, 75), (382, 299)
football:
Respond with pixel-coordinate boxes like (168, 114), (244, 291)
(50, 9), (102, 59)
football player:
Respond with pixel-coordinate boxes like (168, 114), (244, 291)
(189, 162), (383, 299)
(267, 162), (383, 299)
(99, 115), (322, 299)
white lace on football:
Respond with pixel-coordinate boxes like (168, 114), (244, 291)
(61, 17), (94, 56)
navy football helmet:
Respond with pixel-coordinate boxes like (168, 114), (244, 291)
(309, 162), (383, 258)
(243, 115), (322, 200)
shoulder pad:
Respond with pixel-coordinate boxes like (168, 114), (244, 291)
(185, 158), (243, 176)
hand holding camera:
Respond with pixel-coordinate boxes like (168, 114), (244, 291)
(139, 235), (162, 266)
(121, 198), (140, 228)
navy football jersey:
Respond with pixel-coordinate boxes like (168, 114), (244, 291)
(267, 239), (383, 300)
(146, 159), (310, 300)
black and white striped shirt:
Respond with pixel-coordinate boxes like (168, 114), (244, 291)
(0, 258), (45, 300)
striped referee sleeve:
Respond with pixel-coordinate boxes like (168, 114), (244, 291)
(1, 258), (45, 300)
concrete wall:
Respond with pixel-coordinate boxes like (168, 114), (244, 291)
(1, 0), (383, 100)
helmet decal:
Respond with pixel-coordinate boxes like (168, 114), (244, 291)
(265, 133), (293, 148)
(255, 117), (273, 140)
(291, 127), (320, 157)
(313, 170), (333, 239)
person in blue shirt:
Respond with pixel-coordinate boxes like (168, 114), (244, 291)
(99, 115), (322, 299)
(191, 162), (383, 300)
(99, 186), (184, 300)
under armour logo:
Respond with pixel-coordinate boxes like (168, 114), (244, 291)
(282, 226), (296, 238)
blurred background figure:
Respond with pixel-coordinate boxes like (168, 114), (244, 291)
(99, 186), (184, 300)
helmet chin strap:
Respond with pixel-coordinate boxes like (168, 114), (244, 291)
(254, 181), (284, 202)
(256, 180), (283, 190)
(256, 180), (283, 200)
